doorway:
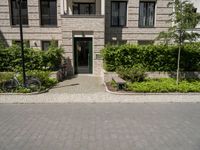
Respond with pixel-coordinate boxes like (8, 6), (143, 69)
(74, 37), (93, 74)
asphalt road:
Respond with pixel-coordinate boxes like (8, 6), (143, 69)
(0, 103), (200, 150)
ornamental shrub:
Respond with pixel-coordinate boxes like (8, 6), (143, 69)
(25, 70), (58, 88)
(116, 64), (146, 82)
(126, 78), (200, 93)
(101, 43), (200, 72)
(0, 42), (64, 72)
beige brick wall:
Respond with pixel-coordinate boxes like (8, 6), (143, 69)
(0, 0), (62, 48)
(105, 0), (173, 44)
(61, 16), (105, 75)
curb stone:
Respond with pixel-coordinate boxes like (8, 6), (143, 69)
(0, 87), (53, 95)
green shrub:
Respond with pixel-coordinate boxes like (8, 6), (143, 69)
(0, 72), (14, 84)
(42, 41), (64, 70)
(117, 64), (146, 82)
(0, 40), (5, 50)
(101, 43), (200, 72)
(0, 41), (64, 72)
(25, 70), (58, 89)
(0, 72), (14, 92)
(126, 78), (200, 93)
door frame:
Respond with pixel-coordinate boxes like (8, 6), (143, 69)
(73, 37), (93, 74)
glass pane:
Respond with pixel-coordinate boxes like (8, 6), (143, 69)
(77, 40), (89, 66)
(111, 2), (119, 26)
(139, 2), (146, 26)
(41, 0), (57, 25)
(79, 4), (90, 14)
(42, 41), (51, 51)
(119, 2), (126, 26)
(73, 3), (79, 14)
(11, 0), (28, 25)
(139, 2), (155, 27)
(50, 1), (57, 15)
(147, 3), (155, 26)
(73, 3), (95, 15)
(90, 4), (96, 14)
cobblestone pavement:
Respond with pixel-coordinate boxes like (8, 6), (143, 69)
(0, 103), (200, 150)
(49, 75), (105, 94)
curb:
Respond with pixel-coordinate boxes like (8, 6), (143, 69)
(0, 87), (52, 95)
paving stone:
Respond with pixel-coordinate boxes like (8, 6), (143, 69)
(0, 104), (200, 150)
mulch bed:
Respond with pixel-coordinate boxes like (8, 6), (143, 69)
(106, 82), (128, 93)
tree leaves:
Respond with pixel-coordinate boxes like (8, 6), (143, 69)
(157, 0), (200, 44)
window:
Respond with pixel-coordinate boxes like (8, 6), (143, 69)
(42, 41), (51, 51)
(138, 40), (154, 45)
(40, 0), (57, 26)
(10, 0), (28, 25)
(139, 1), (155, 27)
(73, 3), (96, 15)
(42, 41), (58, 51)
(111, 1), (127, 27)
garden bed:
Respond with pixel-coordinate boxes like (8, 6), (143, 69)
(107, 78), (200, 93)
(0, 71), (58, 93)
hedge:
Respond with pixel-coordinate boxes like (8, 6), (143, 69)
(0, 40), (64, 72)
(101, 43), (200, 71)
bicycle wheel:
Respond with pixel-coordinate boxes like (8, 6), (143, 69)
(2, 79), (18, 92)
(26, 78), (41, 92)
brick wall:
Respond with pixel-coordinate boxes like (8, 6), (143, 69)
(61, 16), (105, 75)
(0, 0), (62, 48)
(105, 0), (173, 44)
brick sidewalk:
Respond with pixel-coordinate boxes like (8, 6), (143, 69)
(0, 103), (200, 150)
(0, 92), (200, 103)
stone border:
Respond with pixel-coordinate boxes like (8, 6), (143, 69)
(0, 86), (54, 95)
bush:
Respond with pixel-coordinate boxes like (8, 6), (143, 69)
(0, 40), (5, 50)
(0, 72), (14, 84)
(116, 64), (146, 82)
(0, 72), (14, 92)
(126, 78), (200, 93)
(0, 41), (64, 72)
(101, 43), (200, 72)
(42, 41), (64, 70)
(25, 70), (58, 89)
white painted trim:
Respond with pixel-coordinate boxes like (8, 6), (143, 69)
(101, 0), (105, 15)
(73, 31), (94, 38)
(64, 0), (67, 14)
(60, 0), (64, 15)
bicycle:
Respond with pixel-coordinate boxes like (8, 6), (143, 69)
(56, 64), (68, 82)
(2, 73), (41, 92)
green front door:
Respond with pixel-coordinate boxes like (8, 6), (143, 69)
(74, 38), (93, 74)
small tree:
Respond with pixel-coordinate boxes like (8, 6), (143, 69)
(157, 0), (200, 84)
